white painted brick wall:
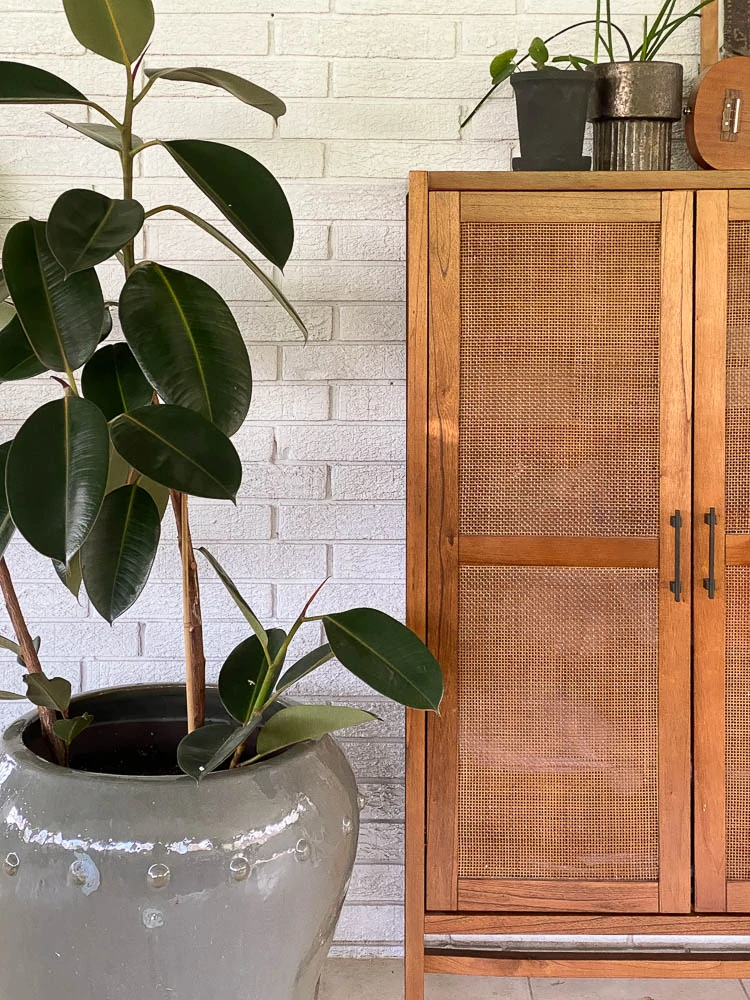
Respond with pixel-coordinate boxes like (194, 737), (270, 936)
(0, 0), (701, 957)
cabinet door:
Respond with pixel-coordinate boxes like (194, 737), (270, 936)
(425, 190), (693, 915)
(694, 189), (750, 913)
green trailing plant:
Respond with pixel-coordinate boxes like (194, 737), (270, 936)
(0, 0), (443, 773)
(461, 0), (714, 129)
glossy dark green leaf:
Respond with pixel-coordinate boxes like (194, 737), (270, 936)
(6, 397), (109, 561)
(49, 114), (141, 152)
(81, 485), (160, 623)
(219, 630), (287, 725)
(256, 704), (377, 760)
(63, 0), (155, 66)
(200, 715), (264, 777)
(23, 673), (71, 713)
(0, 442), (13, 560)
(47, 190), (145, 276)
(120, 264), (251, 435)
(0, 313), (47, 382)
(2, 219), (104, 372)
(53, 552), (82, 599)
(54, 712), (93, 745)
(198, 547), (268, 647)
(322, 609), (444, 711)
(82, 344), (153, 421)
(162, 140), (294, 270)
(0, 690), (24, 700)
(100, 306), (113, 342)
(110, 404), (242, 501)
(0, 61), (87, 104)
(146, 67), (286, 121)
(276, 642), (333, 694)
(105, 445), (169, 519)
(177, 721), (237, 780)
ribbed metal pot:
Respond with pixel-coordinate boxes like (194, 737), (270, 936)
(0, 686), (360, 1000)
(588, 61), (683, 170)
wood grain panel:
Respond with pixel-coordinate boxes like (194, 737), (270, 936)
(457, 879), (659, 913)
(424, 190), (461, 911)
(727, 535), (750, 563)
(700, 0), (720, 70)
(458, 536), (658, 568)
(461, 191), (660, 223)
(693, 189), (729, 913)
(425, 912), (750, 934)
(727, 882), (750, 911)
(430, 171), (750, 192)
(405, 170), (429, 1000)
(424, 951), (750, 979)
(657, 190), (693, 914)
(729, 190), (750, 220)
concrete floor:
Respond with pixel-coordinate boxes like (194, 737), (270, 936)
(319, 960), (750, 999)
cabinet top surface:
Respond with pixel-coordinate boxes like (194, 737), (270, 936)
(421, 170), (750, 191)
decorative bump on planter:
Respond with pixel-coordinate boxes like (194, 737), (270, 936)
(356, 792), (366, 811)
(342, 816), (353, 836)
(147, 863), (171, 888)
(3, 852), (19, 876)
(229, 855), (251, 882)
(69, 853), (100, 895)
(294, 838), (311, 862)
(142, 908), (165, 930)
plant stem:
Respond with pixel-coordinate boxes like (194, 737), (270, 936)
(171, 491), (206, 732)
(0, 559), (67, 765)
(118, 66), (209, 734)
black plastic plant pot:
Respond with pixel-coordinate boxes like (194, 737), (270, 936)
(510, 68), (593, 171)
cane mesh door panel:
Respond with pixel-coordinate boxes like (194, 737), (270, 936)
(458, 565), (659, 882)
(725, 220), (750, 900)
(426, 191), (692, 915)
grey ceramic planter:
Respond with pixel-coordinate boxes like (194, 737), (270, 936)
(0, 685), (360, 1000)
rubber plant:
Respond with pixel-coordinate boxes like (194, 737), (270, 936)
(0, 0), (443, 774)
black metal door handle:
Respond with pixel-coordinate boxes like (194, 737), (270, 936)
(670, 510), (682, 603)
(703, 507), (717, 600)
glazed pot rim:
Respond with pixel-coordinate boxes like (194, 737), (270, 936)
(2, 683), (319, 784)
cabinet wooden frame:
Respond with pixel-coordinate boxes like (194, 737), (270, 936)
(405, 172), (750, 996)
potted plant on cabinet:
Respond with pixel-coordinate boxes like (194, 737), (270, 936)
(462, 36), (594, 171)
(588, 0), (714, 170)
(463, 0), (713, 171)
(0, 3), (443, 999)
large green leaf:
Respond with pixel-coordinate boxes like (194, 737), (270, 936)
(2, 219), (104, 372)
(0, 313), (46, 382)
(81, 484), (160, 623)
(219, 630), (287, 725)
(82, 344), (153, 421)
(177, 721), (237, 780)
(162, 140), (294, 270)
(120, 264), (251, 436)
(0, 61), (87, 104)
(62, 0), (155, 66)
(49, 114), (141, 152)
(23, 673), (71, 713)
(145, 67), (286, 121)
(6, 397), (109, 562)
(276, 642), (333, 694)
(0, 441), (14, 560)
(0, 691), (25, 701)
(47, 190), (145, 276)
(198, 547), (269, 648)
(255, 704), (377, 760)
(322, 609), (444, 711)
(110, 404), (242, 501)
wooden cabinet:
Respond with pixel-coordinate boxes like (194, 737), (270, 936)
(406, 172), (750, 992)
